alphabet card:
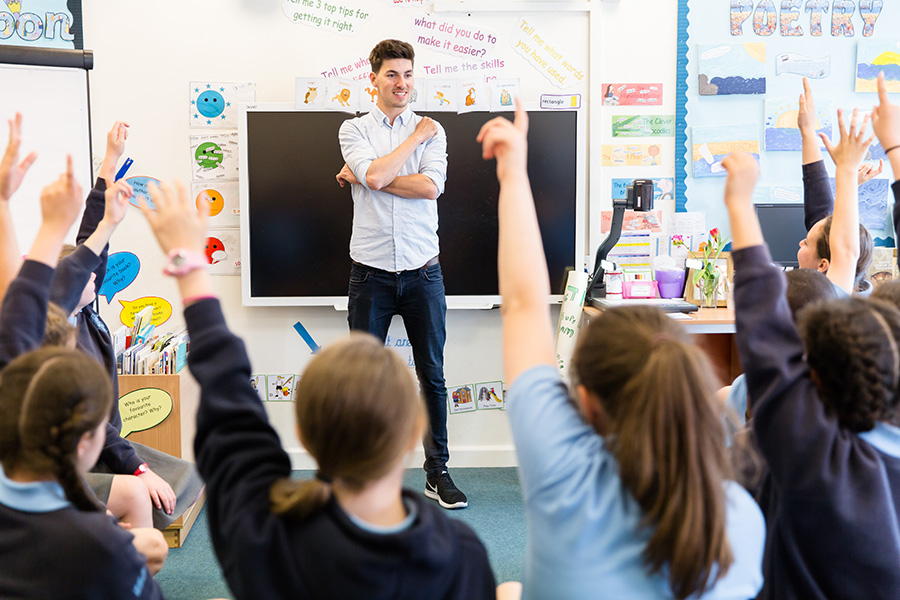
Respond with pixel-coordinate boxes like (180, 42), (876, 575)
(457, 80), (486, 114)
(295, 77), (326, 109)
(489, 78), (520, 112)
(189, 132), (239, 180)
(325, 77), (359, 113)
(448, 384), (476, 414)
(191, 180), (240, 227)
(426, 80), (457, 111)
(267, 374), (295, 402)
(190, 82), (256, 128)
(205, 228), (241, 276)
(250, 375), (266, 401)
(475, 381), (504, 410)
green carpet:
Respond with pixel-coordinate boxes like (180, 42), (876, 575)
(155, 467), (525, 600)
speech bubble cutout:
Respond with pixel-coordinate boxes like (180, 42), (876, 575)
(98, 252), (140, 304)
(119, 296), (173, 328)
(119, 388), (173, 437)
(124, 176), (162, 210)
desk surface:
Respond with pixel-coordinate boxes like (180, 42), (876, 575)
(584, 306), (735, 333)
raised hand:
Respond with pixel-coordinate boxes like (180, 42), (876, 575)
(99, 121), (129, 182)
(141, 181), (208, 256)
(820, 108), (873, 170)
(476, 98), (529, 181)
(798, 77), (818, 137)
(40, 155), (83, 233)
(0, 113), (38, 202)
(722, 153), (760, 207)
(872, 72), (900, 152)
(102, 180), (133, 227)
(858, 160), (884, 186)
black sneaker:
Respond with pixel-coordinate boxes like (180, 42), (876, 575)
(424, 471), (468, 509)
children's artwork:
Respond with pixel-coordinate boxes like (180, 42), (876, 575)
(189, 132), (239, 180)
(489, 78), (520, 112)
(295, 77), (326, 109)
(828, 177), (890, 232)
(856, 39), (900, 92)
(457, 80), (485, 114)
(698, 43), (766, 96)
(764, 98), (832, 151)
(189, 82), (255, 128)
(600, 83), (662, 106)
(206, 228), (241, 275)
(281, 0), (372, 36)
(775, 52), (831, 79)
(267, 374), (295, 402)
(250, 375), (266, 401)
(600, 144), (663, 167)
(611, 115), (675, 138)
(691, 124), (759, 178)
(191, 181), (239, 227)
(475, 381), (504, 410)
(426, 79), (457, 111)
(600, 209), (663, 234)
(98, 251), (140, 304)
(325, 77), (359, 112)
(611, 178), (674, 203)
(448, 384), (476, 414)
(751, 185), (803, 204)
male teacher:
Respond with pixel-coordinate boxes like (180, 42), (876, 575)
(336, 39), (466, 509)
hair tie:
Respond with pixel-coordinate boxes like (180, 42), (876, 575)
(316, 471), (333, 484)
(650, 333), (675, 349)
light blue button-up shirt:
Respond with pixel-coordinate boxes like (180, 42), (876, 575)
(339, 105), (447, 272)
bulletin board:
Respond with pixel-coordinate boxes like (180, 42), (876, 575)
(676, 0), (898, 246)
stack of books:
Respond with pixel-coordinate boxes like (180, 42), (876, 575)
(115, 306), (190, 375)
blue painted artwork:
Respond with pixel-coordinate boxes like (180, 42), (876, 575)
(698, 43), (766, 96)
(692, 123), (759, 178)
(764, 99), (832, 152)
(828, 177), (890, 233)
(856, 40), (900, 93)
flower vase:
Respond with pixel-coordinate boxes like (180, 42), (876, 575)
(700, 273), (720, 308)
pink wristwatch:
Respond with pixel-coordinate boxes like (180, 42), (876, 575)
(163, 249), (207, 277)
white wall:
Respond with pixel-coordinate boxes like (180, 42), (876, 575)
(67, 0), (675, 468)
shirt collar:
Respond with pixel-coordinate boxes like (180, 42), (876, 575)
(859, 422), (900, 459)
(373, 104), (412, 128)
(0, 463), (71, 512)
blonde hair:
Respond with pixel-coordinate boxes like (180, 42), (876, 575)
(270, 333), (424, 519)
(43, 302), (76, 348)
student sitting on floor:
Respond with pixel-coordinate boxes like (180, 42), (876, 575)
(134, 181), (497, 600)
(483, 101), (764, 600)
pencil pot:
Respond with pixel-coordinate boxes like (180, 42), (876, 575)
(656, 269), (686, 299)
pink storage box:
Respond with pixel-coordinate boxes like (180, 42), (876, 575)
(622, 280), (658, 299)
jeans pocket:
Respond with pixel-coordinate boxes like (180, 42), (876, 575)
(349, 265), (370, 284)
(421, 264), (443, 283)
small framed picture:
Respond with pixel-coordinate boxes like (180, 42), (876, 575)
(685, 251), (733, 307)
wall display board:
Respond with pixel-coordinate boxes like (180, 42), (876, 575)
(0, 1), (82, 49)
(677, 0), (898, 245)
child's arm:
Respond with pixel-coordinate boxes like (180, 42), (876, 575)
(799, 79), (835, 231)
(139, 182), (294, 596)
(0, 158), (81, 368)
(871, 73), (900, 266)
(820, 109), (871, 294)
(0, 113), (37, 303)
(477, 101), (556, 385)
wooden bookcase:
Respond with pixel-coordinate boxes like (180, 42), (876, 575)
(118, 373), (205, 548)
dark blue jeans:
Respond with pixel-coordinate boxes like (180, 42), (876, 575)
(347, 262), (449, 477)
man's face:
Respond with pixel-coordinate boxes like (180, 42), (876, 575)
(371, 58), (414, 112)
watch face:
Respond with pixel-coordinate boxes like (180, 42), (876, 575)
(172, 254), (186, 267)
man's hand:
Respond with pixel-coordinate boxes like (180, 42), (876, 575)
(335, 163), (359, 188)
(137, 469), (176, 515)
(414, 116), (438, 143)
(0, 113), (38, 203)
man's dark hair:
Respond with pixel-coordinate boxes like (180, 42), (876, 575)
(370, 39), (415, 74)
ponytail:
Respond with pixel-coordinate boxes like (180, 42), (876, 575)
(270, 474), (332, 520)
(572, 307), (732, 599)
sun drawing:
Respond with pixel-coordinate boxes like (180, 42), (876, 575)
(872, 51), (900, 67)
(743, 43), (766, 63)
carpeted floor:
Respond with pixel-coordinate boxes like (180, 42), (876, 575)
(155, 467), (526, 600)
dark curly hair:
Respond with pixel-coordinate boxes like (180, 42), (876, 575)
(798, 297), (900, 432)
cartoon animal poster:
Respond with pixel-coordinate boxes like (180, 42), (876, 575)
(325, 77), (359, 113)
(426, 79), (457, 111)
(359, 81), (379, 111)
(764, 98), (832, 152)
(447, 384), (476, 414)
(205, 228), (241, 276)
(189, 132), (239, 180)
(191, 181), (239, 227)
(691, 124), (759, 178)
(457, 80), (485, 114)
(489, 78), (520, 112)
(189, 81), (256, 128)
(698, 43), (766, 96)
(267, 374), (295, 402)
(856, 40), (900, 93)
(475, 382), (504, 410)
(295, 77), (326, 109)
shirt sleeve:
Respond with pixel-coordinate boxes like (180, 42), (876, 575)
(339, 119), (376, 189)
(802, 159), (833, 231)
(0, 260), (53, 370)
(49, 244), (102, 314)
(419, 120), (447, 197)
(78, 178), (110, 296)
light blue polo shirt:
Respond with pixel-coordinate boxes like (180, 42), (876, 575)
(507, 365), (765, 599)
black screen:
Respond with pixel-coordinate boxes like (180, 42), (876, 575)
(755, 203), (806, 268)
(246, 110), (577, 300)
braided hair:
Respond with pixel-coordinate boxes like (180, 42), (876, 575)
(799, 297), (900, 431)
(0, 347), (112, 511)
